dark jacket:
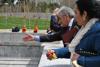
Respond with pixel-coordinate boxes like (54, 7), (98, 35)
(50, 15), (62, 32)
(75, 21), (100, 67)
(40, 20), (80, 47)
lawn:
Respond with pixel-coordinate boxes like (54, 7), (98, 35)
(0, 16), (50, 30)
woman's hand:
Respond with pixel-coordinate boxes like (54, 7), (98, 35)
(71, 53), (80, 61)
(71, 53), (81, 67)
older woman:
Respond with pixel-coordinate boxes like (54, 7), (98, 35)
(69, 0), (100, 67)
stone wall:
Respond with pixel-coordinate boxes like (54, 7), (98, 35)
(0, 32), (43, 67)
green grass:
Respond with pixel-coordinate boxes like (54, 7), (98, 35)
(0, 16), (50, 30)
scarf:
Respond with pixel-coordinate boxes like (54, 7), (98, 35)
(68, 18), (99, 52)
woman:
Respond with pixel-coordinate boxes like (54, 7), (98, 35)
(47, 8), (62, 34)
(68, 0), (100, 67)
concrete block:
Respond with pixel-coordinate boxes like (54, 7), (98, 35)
(0, 32), (44, 67)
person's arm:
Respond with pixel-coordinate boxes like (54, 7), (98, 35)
(53, 47), (70, 58)
(33, 35), (40, 41)
(23, 34), (40, 41)
(23, 32), (62, 42)
(77, 56), (100, 67)
(40, 32), (62, 42)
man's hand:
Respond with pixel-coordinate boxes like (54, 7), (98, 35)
(23, 34), (34, 41)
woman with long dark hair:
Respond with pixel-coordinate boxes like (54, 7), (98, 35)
(69, 0), (100, 67)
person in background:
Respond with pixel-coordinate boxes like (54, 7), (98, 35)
(47, 8), (61, 34)
(23, 6), (80, 60)
(67, 0), (100, 67)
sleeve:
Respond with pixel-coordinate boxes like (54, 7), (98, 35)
(33, 35), (40, 41)
(53, 47), (70, 58)
(77, 33), (100, 67)
(77, 56), (100, 67)
(40, 32), (62, 42)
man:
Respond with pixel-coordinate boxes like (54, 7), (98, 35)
(23, 6), (80, 60)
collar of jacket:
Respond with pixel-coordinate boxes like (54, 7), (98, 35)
(68, 18), (75, 31)
(68, 18), (99, 52)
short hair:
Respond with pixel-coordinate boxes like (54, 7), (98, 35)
(57, 6), (75, 18)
